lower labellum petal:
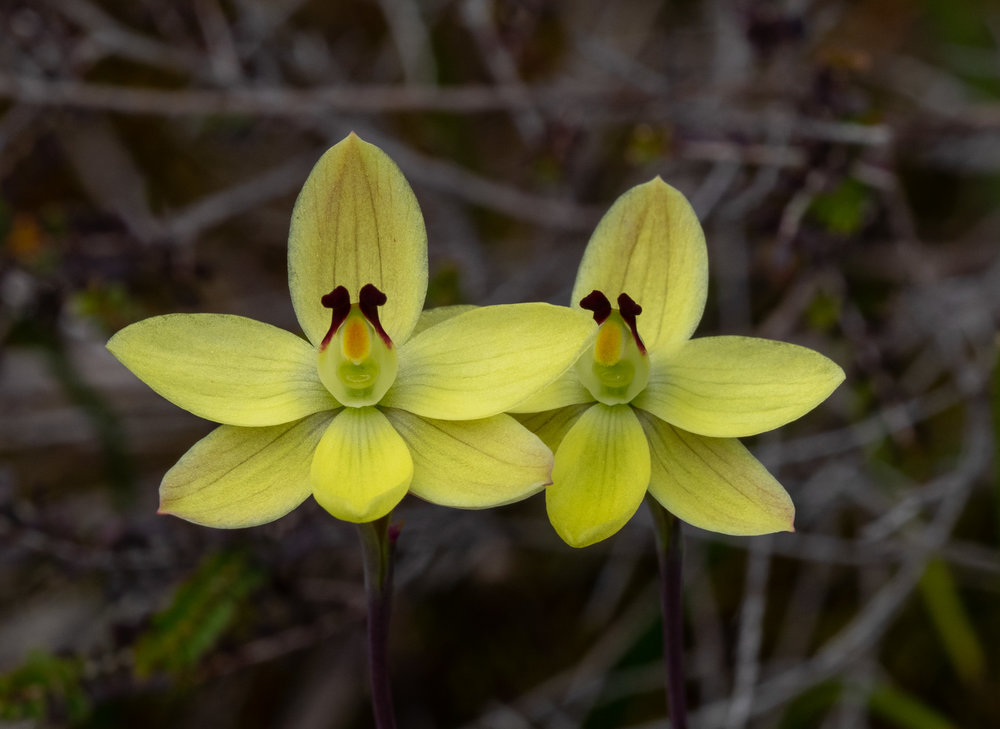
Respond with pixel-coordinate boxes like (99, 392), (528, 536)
(638, 410), (795, 535)
(310, 407), (413, 522)
(384, 409), (552, 508)
(546, 403), (651, 548)
(159, 412), (333, 528)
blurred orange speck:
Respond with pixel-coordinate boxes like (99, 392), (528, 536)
(4, 213), (45, 262)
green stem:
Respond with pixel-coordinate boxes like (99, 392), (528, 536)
(357, 515), (399, 729)
(648, 497), (688, 729)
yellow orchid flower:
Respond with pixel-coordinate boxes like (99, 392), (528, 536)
(513, 178), (845, 548)
(107, 133), (594, 526)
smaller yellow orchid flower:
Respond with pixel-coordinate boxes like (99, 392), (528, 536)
(107, 133), (594, 527)
(513, 178), (845, 548)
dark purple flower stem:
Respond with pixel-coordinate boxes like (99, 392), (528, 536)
(648, 497), (688, 729)
(357, 515), (400, 729)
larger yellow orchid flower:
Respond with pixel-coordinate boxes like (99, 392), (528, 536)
(513, 178), (845, 548)
(108, 133), (594, 526)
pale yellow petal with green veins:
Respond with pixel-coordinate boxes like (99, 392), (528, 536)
(571, 177), (708, 353)
(514, 403), (593, 452)
(507, 366), (594, 414)
(384, 409), (551, 508)
(288, 133), (428, 348)
(381, 303), (595, 420)
(633, 336), (845, 438)
(159, 412), (333, 528)
(107, 314), (337, 427)
(546, 403), (651, 548)
(411, 305), (477, 337)
(310, 407), (412, 523)
(638, 411), (794, 535)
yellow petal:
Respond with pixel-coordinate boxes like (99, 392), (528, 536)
(571, 177), (708, 353)
(381, 303), (595, 420)
(546, 403), (650, 548)
(514, 403), (592, 452)
(310, 406), (413, 522)
(107, 314), (337, 426)
(633, 335), (845, 437)
(507, 366), (594, 414)
(159, 413), (332, 528)
(638, 411), (794, 535)
(384, 409), (551, 508)
(288, 133), (428, 348)
(411, 305), (477, 337)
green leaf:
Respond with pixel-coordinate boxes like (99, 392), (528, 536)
(808, 179), (871, 236)
(869, 682), (957, 729)
(918, 558), (986, 683)
(133, 550), (263, 678)
(0, 651), (89, 722)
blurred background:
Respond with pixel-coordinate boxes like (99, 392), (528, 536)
(1, 0), (998, 727)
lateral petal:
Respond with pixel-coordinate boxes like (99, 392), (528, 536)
(411, 305), (477, 337)
(159, 413), (332, 528)
(638, 411), (794, 535)
(507, 367), (593, 414)
(384, 409), (551, 508)
(633, 336), (845, 437)
(310, 407), (413, 523)
(514, 403), (592, 452)
(288, 133), (428, 348)
(546, 403), (650, 548)
(571, 178), (708, 353)
(381, 303), (595, 420)
(107, 314), (337, 426)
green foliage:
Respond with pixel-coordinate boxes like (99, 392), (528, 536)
(809, 179), (872, 236)
(625, 124), (668, 167)
(806, 290), (843, 333)
(869, 682), (957, 729)
(919, 558), (986, 683)
(0, 651), (89, 722)
(922, 0), (995, 47)
(776, 681), (843, 728)
(71, 282), (146, 335)
(133, 551), (262, 679)
(426, 264), (464, 307)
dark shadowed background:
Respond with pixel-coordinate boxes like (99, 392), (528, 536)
(1, 0), (998, 727)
